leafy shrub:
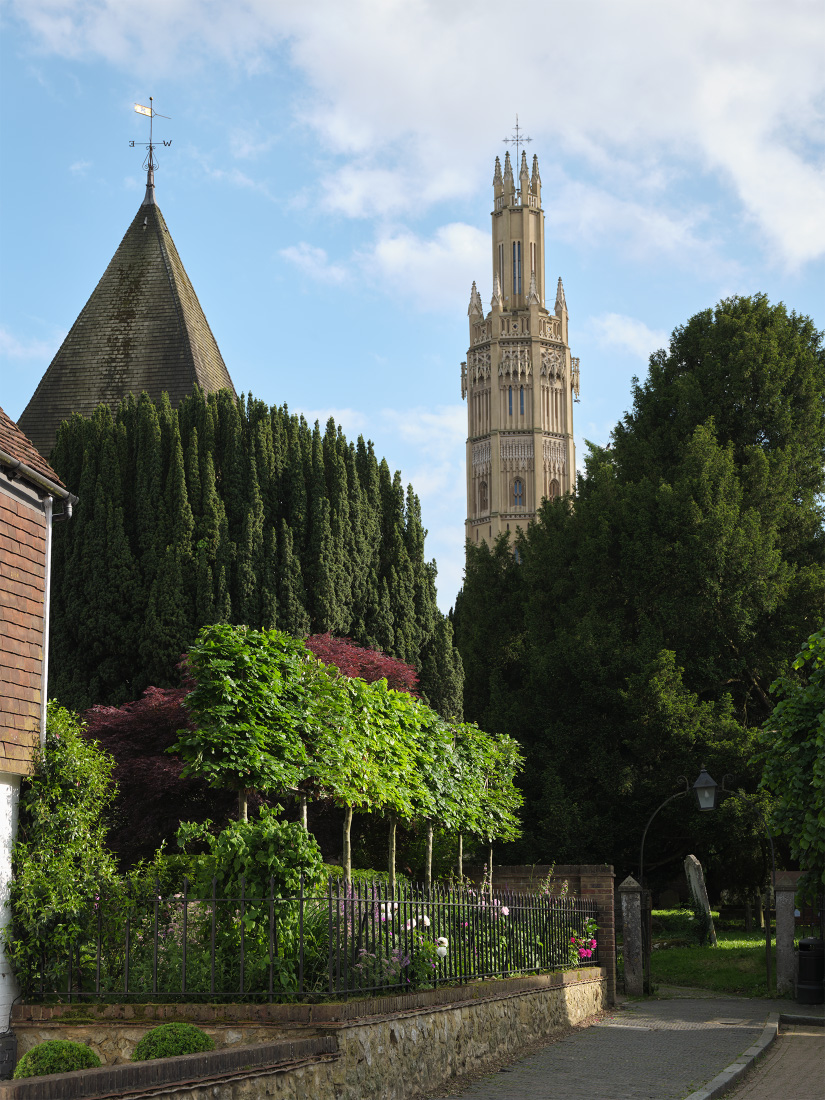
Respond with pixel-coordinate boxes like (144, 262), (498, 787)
(5, 704), (119, 996)
(14, 1040), (101, 1078)
(132, 1023), (214, 1061)
(177, 807), (324, 899)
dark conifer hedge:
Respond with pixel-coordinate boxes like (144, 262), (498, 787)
(48, 388), (463, 716)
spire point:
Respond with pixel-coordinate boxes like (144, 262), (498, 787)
(555, 276), (567, 313)
(527, 270), (540, 306)
(468, 281), (484, 317)
(143, 163), (156, 206)
(491, 274), (504, 310)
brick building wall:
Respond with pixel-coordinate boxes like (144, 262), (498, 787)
(0, 488), (46, 776)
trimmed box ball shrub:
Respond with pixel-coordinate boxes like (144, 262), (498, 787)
(132, 1023), (215, 1061)
(14, 1040), (101, 1078)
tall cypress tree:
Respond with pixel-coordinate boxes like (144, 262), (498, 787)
(49, 389), (463, 714)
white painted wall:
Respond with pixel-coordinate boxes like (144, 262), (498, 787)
(0, 774), (20, 1033)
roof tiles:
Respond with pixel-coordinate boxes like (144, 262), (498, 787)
(18, 189), (235, 458)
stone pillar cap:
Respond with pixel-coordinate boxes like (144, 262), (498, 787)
(618, 876), (641, 891)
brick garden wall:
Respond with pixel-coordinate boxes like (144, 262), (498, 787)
(467, 864), (617, 1003)
(0, 486), (46, 777)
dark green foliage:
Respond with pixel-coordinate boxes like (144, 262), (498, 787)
(755, 628), (825, 900)
(132, 1024), (214, 1062)
(176, 808), (325, 899)
(49, 390), (461, 718)
(5, 705), (120, 993)
(454, 296), (825, 890)
(13, 1040), (101, 1078)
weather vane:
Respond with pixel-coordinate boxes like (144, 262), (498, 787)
(130, 97), (172, 172)
(502, 114), (531, 162)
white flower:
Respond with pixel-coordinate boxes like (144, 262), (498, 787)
(422, 915), (431, 927)
(436, 945), (448, 958)
(436, 936), (449, 946)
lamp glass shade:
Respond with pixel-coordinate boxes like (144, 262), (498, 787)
(692, 768), (718, 811)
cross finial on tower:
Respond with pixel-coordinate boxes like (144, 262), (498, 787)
(502, 115), (532, 163)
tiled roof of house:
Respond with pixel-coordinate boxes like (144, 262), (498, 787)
(0, 406), (65, 487)
(18, 169), (235, 458)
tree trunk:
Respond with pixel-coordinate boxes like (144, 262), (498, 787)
(238, 788), (248, 822)
(457, 832), (463, 880)
(342, 805), (353, 883)
(745, 898), (753, 932)
(488, 841), (494, 901)
(388, 815), (397, 893)
(299, 794), (308, 830)
(425, 821), (433, 890)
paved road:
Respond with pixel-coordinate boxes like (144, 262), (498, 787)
(725, 1023), (824, 1100)
(430, 994), (823, 1100)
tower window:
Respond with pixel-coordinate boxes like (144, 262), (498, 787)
(498, 243), (504, 289)
(512, 241), (522, 294)
(508, 386), (513, 416)
(520, 386), (524, 415)
(479, 480), (488, 512)
(513, 478), (524, 507)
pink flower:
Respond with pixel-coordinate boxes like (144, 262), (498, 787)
(501, 906), (510, 916)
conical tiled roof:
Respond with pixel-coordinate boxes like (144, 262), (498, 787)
(18, 169), (235, 458)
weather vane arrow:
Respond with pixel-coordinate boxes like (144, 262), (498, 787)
(129, 96), (172, 172)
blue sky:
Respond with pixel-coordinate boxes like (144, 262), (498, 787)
(2, 1), (824, 612)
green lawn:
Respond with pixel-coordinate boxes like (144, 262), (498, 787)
(649, 930), (778, 997)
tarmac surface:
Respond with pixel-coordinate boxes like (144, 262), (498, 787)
(724, 1023), (823, 1099)
(428, 986), (824, 1100)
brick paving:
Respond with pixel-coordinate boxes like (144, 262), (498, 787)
(724, 1024), (824, 1100)
(429, 997), (795, 1099)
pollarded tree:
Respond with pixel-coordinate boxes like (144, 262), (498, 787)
(756, 628), (825, 900)
(172, 625), (309, 821)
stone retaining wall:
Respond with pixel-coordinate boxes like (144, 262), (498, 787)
(5, 969), (606, 1098)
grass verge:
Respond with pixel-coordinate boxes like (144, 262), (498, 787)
(649, 930), (778, 997)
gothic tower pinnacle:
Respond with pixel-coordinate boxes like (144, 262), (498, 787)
(461, 141), (579, 548)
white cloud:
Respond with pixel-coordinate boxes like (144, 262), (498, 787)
(361, 224), (488, 312)
(279, 242), (347, 285)
(10, 0), (825, 267)
(280, 223), (487, 311)
(380, 405), (466, 462)
(590, 314), (669, 361)
(69, 159), (91, 176)
(0, 326), (60, 361)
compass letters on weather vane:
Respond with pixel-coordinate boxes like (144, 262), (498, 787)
(130, 96), (172, 171)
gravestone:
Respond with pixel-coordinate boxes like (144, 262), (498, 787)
(684, 854), (717, 946)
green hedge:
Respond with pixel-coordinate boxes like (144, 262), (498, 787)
(14, 1040), (101, 1078)
(132, 1023), (215, 1061)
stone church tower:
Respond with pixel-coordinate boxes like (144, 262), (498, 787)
(461, 149), (579, 547)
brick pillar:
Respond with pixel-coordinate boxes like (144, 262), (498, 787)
(580, 866), (616, 1005)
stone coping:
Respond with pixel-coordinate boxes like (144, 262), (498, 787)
(0, 1035), (338, 1100)
(12, 967), (605, 1028)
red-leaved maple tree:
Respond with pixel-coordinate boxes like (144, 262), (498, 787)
(305, 634), (419, 694)
(83, 676), (239, 868)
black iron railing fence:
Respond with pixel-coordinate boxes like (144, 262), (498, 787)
(24, 878), (600, 1003)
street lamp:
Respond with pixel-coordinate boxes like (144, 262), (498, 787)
(637, 767), (777, 994)
(692, 766), (720, 811)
